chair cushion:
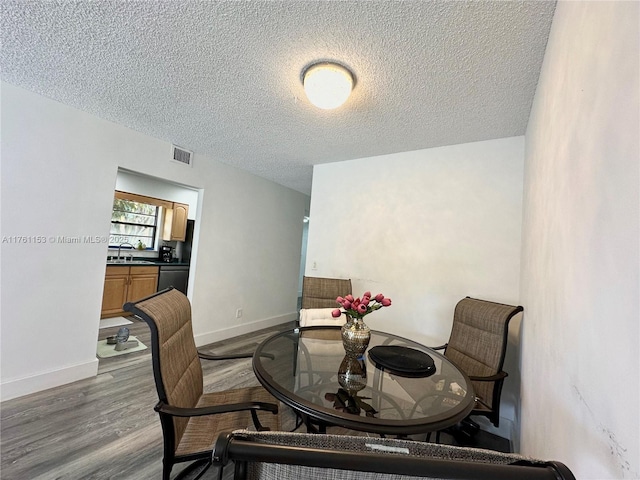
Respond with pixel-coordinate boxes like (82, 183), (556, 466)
(299, 308), (344, 327)
(175, 386), (280, 457)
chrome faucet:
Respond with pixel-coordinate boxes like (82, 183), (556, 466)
(117, 243), (135, 262)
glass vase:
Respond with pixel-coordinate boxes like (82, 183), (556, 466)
(337, 355), (367, 395)
(341, 315), (371, 357)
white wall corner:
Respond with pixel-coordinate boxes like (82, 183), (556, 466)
(1, 359), (99, 402)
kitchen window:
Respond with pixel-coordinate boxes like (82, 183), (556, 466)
(109, 191), (172, 249)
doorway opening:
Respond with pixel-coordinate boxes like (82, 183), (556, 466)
(97, 168), (202, 365)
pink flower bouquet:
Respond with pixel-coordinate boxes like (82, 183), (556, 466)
(332, 291), (392, 320)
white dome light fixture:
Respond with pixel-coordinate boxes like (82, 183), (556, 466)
(303, 62), (354, 110)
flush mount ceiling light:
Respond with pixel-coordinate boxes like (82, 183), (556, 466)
(302, 62), (354, 110)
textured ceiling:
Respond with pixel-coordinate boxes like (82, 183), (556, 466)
(1, 1), (556, 195)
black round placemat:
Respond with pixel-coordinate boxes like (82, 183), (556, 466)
(368, 345), (436, 378)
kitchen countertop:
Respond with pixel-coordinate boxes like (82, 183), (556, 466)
(106, 258), (190, 267)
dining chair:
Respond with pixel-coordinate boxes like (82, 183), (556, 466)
(294, 308), (345, 432)
(431, 297), (523, 441)
(295, 276), (351, 432)
(211, 429), (576, 480)
(297, 275), (352, 382)
(123, 288), (280, 480)
(297, 275), (353, 375)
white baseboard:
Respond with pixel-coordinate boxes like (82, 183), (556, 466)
(194, 312), (297, 348)
(1, 358), (99, 402)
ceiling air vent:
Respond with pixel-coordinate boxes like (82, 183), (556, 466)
(171, 145), (193, 167)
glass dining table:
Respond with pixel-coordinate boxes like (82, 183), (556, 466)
(252, 326), (475, 436)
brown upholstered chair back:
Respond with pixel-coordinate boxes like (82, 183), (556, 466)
(130, 288), (203, 448)
(301, 276), (352, 309)
(444, 297), (522, 412)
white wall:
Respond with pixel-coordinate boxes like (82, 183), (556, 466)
(0, 82), (309, 401)
(306, 136), (524, 435)
(520, 2), (639, 478)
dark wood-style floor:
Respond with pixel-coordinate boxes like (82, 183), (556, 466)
(0, 318), (510, 480)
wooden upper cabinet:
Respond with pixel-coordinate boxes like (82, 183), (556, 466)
(162, 202), (189, 241)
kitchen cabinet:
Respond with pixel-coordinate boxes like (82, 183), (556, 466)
(100, 265), (159, 318)
(162, 202), (189, 241)
(101, 266), (129, 317)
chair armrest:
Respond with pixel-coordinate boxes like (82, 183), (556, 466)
(198, 351), (252, 361)
(154, 400), (278, 418)
(198, 351), (275, 361)
(468, 371), (508, 382)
